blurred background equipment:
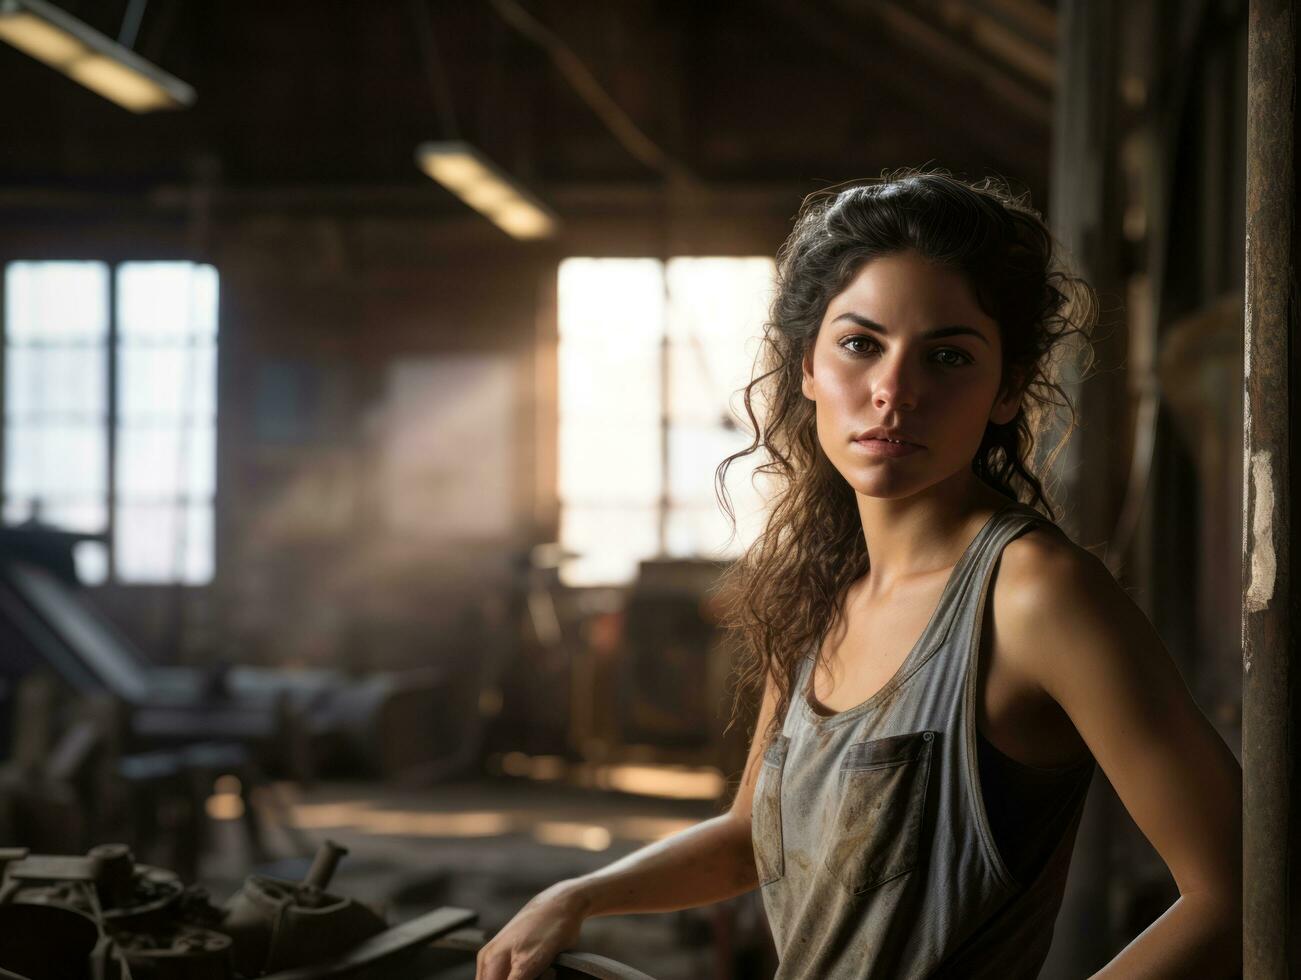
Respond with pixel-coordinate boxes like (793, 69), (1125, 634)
(611, 559), (730, 758)
(0, 524), (466, 783)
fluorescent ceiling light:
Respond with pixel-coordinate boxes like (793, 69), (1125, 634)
(416, 141), (559, 241)
(0, 0), (195, 112)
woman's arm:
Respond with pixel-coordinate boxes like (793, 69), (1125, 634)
(555, 811), (758, 918)
(475, 669), (780, 980)
(475, 815), (757, 980)
(994, 532), (1243, 979)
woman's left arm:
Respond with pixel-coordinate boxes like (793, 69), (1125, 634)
(996, 533), (1243, 979)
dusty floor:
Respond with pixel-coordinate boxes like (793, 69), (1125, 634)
(195, 774), (777, 980)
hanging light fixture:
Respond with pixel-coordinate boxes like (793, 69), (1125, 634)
(415, 141), (559, 241)
(0, 0), (195, 112)
(408, 2), (556, 240)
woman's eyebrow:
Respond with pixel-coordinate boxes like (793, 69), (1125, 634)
(831, 312), (990, 347)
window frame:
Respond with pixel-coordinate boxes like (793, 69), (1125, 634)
(556, 255), (774, 587)
(0, 258), (220, 587)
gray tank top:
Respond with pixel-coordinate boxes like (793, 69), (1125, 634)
(751, 501), (1095, 979)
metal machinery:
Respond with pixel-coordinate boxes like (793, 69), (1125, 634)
(0, 525), (460, 782)
(0, 525), (474, 870)
(0, 841), (657, 980)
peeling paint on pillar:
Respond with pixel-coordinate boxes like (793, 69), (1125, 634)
(1245, 450), (1277, 617)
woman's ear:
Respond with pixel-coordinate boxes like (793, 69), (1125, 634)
(801, 348), (816, 401)
(989, 367), (1025, 425)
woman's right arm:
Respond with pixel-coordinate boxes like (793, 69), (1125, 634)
(475, 669), (781, 980)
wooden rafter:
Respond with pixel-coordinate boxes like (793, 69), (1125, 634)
(833, 0), (1054, 125)
(761, 0), (1049, 172)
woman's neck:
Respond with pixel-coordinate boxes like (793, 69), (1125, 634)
(853, 471), (1010, 597)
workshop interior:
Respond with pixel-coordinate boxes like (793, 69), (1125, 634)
(0, 0), (1276, 977)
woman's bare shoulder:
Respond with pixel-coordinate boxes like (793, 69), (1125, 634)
(997, 518), (1116, 609)
(991, 514), (1179, 721)
(990, 518), (1140, 685)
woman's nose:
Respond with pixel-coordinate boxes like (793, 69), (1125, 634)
(871, 355), (920, 412)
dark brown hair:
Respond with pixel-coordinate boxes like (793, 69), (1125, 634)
(714, 168), (1098, 759)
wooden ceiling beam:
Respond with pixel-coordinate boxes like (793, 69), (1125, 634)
(833, 0), (1053, 125)
(935, 1), (1057, 89)
(973, 0), (1058, 48)
(761, 0), (1049, 172)
(488, 0), (694, 183)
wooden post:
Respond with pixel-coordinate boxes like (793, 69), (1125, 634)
(1243, 0), (1298, 974)
(1045, 0), (1126, 974)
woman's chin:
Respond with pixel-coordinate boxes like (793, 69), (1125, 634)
(843, 475), (930, 500)
(838, 462), (972, 502)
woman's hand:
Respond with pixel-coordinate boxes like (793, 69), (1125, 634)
(475, 880), (589, 980)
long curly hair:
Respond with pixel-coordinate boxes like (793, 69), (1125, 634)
(714, 169), (1099, 758)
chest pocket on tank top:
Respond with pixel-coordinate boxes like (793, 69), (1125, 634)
(824, 730), (935, 895)
(752, 734), (790, 886)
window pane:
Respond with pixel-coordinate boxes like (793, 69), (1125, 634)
(4, 262), (110, 534)
(665, 257), (773, 339)
(5, 261), (108, 343)
(666, 504), (769, 560)
(667, 341), (736, 426)
(114, 262), (219, 584)
(667, 425), (771, 558)
(118, 262), (219, 341)
(115, 501), (213, 584)
(664, 257), (774, 560)
(4, 423), (107, 503)
(667, 423), (739, 504)
(557, 339), (660, 422)
(6, 346), (106, 421)
(118, 344), (217, 422)
(665, 505), (732, 559)
(559, 505), (659, 586)
(666, 256), (773, 425)
(557, 259), (665, 573)
(558, 419), (661, 504)
(558, 258), (663, 342)
(117, 424), (215, 500)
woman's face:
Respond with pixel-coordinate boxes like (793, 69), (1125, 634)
(802, 249), (1021, 500)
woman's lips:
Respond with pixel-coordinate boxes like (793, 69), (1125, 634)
(851, 437), (923, 458)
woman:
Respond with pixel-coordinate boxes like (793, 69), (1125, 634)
(475, 172), (1242, 980)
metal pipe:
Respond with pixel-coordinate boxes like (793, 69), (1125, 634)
(303, 840), (348, 892)
(1242, 0), (1297, 974)
(117, 0), (147, 49)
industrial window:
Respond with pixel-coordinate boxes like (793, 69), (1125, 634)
(3, 260), (218, 585)
(557, 256), (776, 586)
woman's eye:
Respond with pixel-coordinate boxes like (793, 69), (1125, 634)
(841, 336), (876, 354)
(934, 349), (971, 367)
